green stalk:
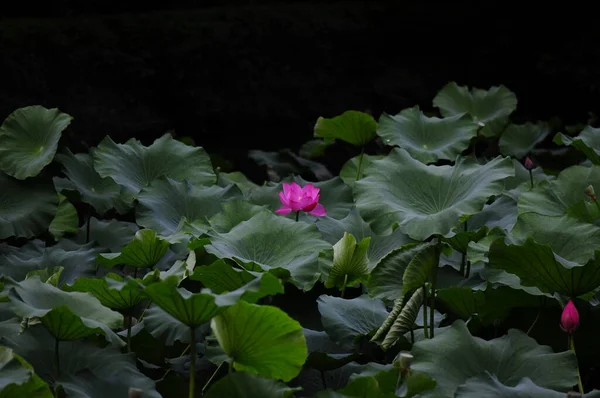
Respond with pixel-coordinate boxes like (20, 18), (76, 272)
(460, 221), (467, 275)
(430, 240), (442, 338)
(295, 211), (299, 222)
(529, 170), (534, 189)
(340, 274), (348, 298)
(189, 327), (196, 398)
(422, 286), (429, 339)
(201, 362), (223, 393)
(569, 335), (584, 394)
(355, 146), (365, 182)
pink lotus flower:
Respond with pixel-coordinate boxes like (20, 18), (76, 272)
(275, 182), (326, 217)
(524, 157), (534, 170)
(560, 300), (579, 334)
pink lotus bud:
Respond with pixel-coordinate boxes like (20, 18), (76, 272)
(524, 157), (534, 170)
(560, 300), (579, 334)
(275, 181), (327, 217)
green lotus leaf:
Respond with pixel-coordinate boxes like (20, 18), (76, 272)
(211, 300), (307, 381)
(366, 243), (425, 300)
(329, 367), (399, 398)
(142, 281), (229, 328)
(53, 149), (131, 215)
(0, 106), (72, 179)
(339, 154), (384, 185)
(25, 267), (64, 287)
(205, 211), (331, 290)
(554, 125), (600, 164)
(517, 164), (600, 219)
(314, 110), (377, 147)
(466, 194), (518, 233)
(511, 213), (600, 265)
(64, 273), (144, 310)
(7, 277), (124, 345)
(208, 199), (269, 233)
(205, 372), (301, 398)
(436, 286), (543, 325)
(488, 237), (600, 297)
(0, 241), (101, 285)
(48, 194), (78, 240)
(317, 295), (388, 350)
(97, 229), (170, 269)
(303, 328), (356, 372)
(0, 172), (58, 239)
(300, 138), (335, 159)
(190, 260), (284, 303)
(74, 217), (138, 253)
(93, 133), (216, 198)
(410, 320), (577, 397)
(442, 225), (488, 254)
(324, 232), (370, 290)
(217, 171), (260, 195)
(316, 208), (413, 269)
(455, 374), (568, 397)
(433, 82), (517, 137)
(136, 178), (242, 238)
(402, 241), (440, 294)
(354, 148), (514, 240)
(249, 176), (354, 221)
(0, 324), (161, 397)
(498, 121), (550, 158)
(0, 346), (53, 398)
(377, 106), (478, 164)
(142, 305), (191, 345)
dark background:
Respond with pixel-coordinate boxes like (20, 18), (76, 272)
(1, 1), (599, 179)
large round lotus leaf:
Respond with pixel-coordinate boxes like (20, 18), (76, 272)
(249, 176), (354, 220)
(554, 125), (600, 165)
(498, 121), (550, 158)
(142, 278), (264, 328)
(377, 106), (478, 164)
(0, 324), (161, 397)
(74, 217), (138, 253)
(339, 154), (384, 185)
(205, 211), (331, 290)
(317, 294), (388, 350)
(7, 277), (124, 345)
(208, 199), (269, 234)
(48, 193), (78, 240)
(454, 374), (567, 398)
(0, 346), (53, 398)
(64, 273), (145, 310)
(314, 110), (377, 147)
(0, 172), (58, 239)
(353, 148), (514, 240)
(205, 372), (300, 398)
(488, 237), (600, 297)
(136, 178), (242, 238)
(53, 149), (131, 215)
(97, 229), (170, 269)
(410, 320), (577, 397)
(93, 133), (216, 198)
(433, 82), (517, 137)
(211, 300), (307, 382)
(316, 208), (413, 269)
(0, 106), (72, 180)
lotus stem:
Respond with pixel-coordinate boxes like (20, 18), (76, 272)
(340, 274), (348, 298)
(189, 327), (196, 398)
(569, 335), (584, 394)
(159, 344), (190, 381)
(422, 286), (429, 339)
(529, 170), (534, 189)
(355, 146), (365, 182)
(127, 316), (133, 353)
(460, 221), (467, 275)
(410, 328), (415, 344)
(295, 211), (299, 222)
(201, 362), (223, 393)
(55, 338), (60, 379)
(430, 240), (442, 338)
(526, 310), (540, 335)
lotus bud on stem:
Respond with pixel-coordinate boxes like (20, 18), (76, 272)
(524, 157), (535, 188)
(561, 300), (584, 394)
